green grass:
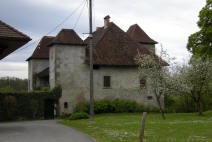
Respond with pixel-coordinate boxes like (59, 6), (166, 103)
(60, 111), (212, 142)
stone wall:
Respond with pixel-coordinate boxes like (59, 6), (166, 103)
(28, 59), (49, 91)
(49, 44), (160, 115)
(49, 46), (56, 88)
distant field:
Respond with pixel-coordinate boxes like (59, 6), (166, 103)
(60, 112), (212, 142)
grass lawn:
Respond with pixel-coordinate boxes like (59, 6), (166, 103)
(60, 111), (212, 142)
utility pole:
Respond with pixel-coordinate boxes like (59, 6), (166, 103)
(89, 0), (94, 121)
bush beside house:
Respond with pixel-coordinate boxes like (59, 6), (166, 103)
(74, 99), (160, 114)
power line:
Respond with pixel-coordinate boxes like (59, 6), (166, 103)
(46, 0), (86, 35)
(12, 40), (39, 54)
(12, 0), (86, 55)
(73, 0), (87, 29)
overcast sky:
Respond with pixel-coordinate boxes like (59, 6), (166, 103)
(0, 0), (206, 79)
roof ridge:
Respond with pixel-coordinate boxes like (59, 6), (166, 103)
(0, 20), (31, 39)
(93, 23), (113, 47)
(132, 24), (137, 37)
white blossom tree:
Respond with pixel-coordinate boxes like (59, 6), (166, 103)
(169, 58), (212, 115)
(135, 48), (172, 120)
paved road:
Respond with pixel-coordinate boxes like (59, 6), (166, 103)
(0, 120), (95, 142)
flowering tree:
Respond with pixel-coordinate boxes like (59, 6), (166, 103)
(135, 48), (172, 120)
(169, 58), (212, 115)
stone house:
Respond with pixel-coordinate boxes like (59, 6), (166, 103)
(27, 16), (163, 115)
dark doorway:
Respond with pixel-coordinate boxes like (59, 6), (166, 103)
(44, 99), (55, 120)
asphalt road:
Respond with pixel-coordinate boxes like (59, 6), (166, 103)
(0, 120), (95, 142)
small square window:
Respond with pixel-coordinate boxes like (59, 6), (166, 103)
(104, 76), (111, 88)
(147, 96), (153, 100)
(93, 65), (100, 70)
(140, 79), (146, 88)
(64, 102), (68, 109)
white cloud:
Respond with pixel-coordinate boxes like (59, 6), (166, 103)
(0, 62), (28, 79)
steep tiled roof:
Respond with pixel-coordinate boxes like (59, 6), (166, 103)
(84, 27), (107, 46)
(85, 22), (151, 66)
(0, 20), (31, 40)
(127, 24), (158, 44)
(48, 29), (84, 46)
(27, 36), (54, 61)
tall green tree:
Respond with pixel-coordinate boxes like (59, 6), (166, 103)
(187, 0), (212, 58)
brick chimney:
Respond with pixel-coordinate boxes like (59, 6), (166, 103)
(104, 15), (110, 29)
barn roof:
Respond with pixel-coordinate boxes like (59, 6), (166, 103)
(127, 24), (158, 44)
(26, 36), (54, 61)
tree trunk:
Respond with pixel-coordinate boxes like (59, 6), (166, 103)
(196, 93), (202, 116)
(197, 101), (202, 116)
(156, 96), (166, 120)
(184, 95), (189, 112)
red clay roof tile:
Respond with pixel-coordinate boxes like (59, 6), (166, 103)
(127, 24), (158, 44)
(0, 20), (31, 40)
(85, 22), (151, 66)
(48, 29), (84, 46)
(27, 36), (54, 60)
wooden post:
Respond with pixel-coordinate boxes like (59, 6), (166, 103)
(139, 112), (147, 142)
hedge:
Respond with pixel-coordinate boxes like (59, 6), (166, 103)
(74, 99), (160, 114)
(69, 112), (89, 120)
(0, 86), (61, 121)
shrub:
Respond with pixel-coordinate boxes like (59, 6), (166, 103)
(74, 102), (90, 113)
(95, 100), (115, 113)
(40, 87), (50, 91)
(2, 96), (18, 120)
(74, 99), (158, 114)
(69, 112), (89, 120)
